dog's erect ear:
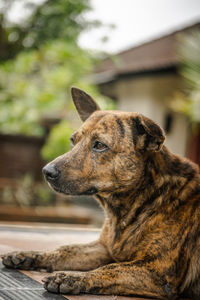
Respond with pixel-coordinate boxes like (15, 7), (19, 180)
(133, 115), (165, 152)
(71, 87), (100, 122)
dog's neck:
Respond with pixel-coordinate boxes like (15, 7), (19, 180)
(95, 145), (199, 225)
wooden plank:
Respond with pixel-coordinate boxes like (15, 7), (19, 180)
(0, 205), (94, 224)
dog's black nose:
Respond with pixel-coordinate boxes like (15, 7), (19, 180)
(42, 164), (60, 180)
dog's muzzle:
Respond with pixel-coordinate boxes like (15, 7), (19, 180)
(42, 163), (98, 196)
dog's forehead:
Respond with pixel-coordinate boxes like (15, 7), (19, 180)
(77, 110), (139, 136)
(90, 110), (140, 126)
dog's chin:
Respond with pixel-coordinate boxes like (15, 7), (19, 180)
(47, 182), (66, 194)
(47, 182), (98, 196)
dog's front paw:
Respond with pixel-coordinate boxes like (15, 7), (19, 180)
(43, 271), (86, 294)
(1, 251), (40, 270)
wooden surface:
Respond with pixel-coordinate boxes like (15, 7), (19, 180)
(0, 222), (187, 300)
(0, 204), (96, 224)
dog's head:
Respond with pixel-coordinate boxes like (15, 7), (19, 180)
(43, 88), (165, 196)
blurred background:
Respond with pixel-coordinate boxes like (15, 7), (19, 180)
(0, 0), (200, 227)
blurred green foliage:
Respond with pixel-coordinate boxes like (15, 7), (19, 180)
(0, 39), (115, 160)
(172, 31), (200, 123)
(0, 0), (96, 60)
(0, 40), (94, 136)
(0, 14), (22, 61)
(41, 120), (74, 161)
(0, 0), (116, 162)
(21, 0), (96, 48)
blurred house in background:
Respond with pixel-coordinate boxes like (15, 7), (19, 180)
(94, 21), (200, 160)
(0, 0), (199, 226)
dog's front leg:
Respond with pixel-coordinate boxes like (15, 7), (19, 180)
(43, 261), (178, 299)
(1, 240), (112, 272)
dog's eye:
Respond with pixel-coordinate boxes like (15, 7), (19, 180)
(92, 141), (109, 153)
(70, 136), (74, 148)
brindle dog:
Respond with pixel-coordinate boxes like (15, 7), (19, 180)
(2, 88), (200, 299)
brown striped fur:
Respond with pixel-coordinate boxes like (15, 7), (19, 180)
(2, 88), (200, 299)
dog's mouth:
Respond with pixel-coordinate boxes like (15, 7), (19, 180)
(47, 181), (64, 194)
(79, 187), (98, 195)
(47, 180), (98, 196)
